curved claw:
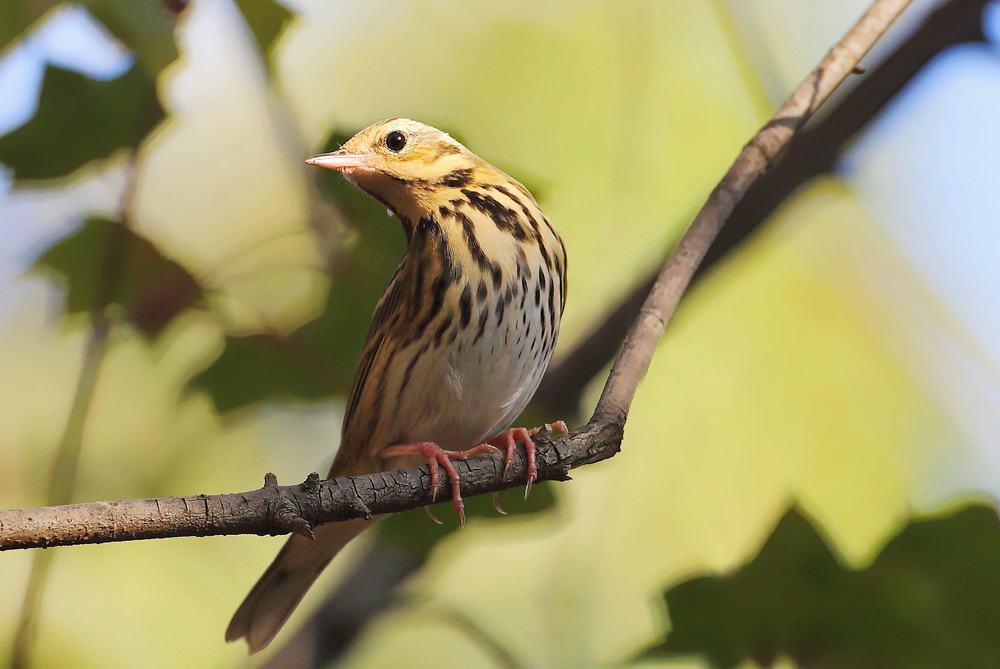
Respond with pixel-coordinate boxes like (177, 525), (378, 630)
(486, 427), (537, 499)
(491, 491), (508, 515)
(379, 441), (501, 526)
(425, 454), (440, 504)
(482, 420), (568, 505)
(480, 444), (503, 458)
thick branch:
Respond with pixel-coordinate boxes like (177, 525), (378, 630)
(0, 416), (622, 551)
(0, 0), (909, 552)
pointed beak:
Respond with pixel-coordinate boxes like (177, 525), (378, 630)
(305, 149), (368, 171)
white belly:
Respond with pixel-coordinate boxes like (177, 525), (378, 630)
(449, 296), (551, 443)
(385, 268), (558, 451)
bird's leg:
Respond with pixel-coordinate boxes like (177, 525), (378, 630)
(378, 441), (500, 526)
(487, 421), (569, 508)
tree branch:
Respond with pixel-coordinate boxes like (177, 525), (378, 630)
(0, 416), (620, 550)
(0, 0), (910, 552)
(535, 0), (986, 418)
(593, 0), (911, 417)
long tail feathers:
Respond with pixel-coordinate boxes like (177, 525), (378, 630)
(226, 517), (378, 654)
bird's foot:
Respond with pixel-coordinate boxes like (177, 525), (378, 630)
(378, 441), (500, 526)
(486, 420), (569, 511)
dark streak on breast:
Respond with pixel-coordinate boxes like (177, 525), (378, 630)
(398, 341), (429, 397)
(453, 207), (503, 289)
(409, 263), (425, 320)
(407, 215), (453, 345)
(433, 313), (453, 347)
(439, 167), (474, 188)
(475, 305), (489, 343)
(458, 284), (472, 327)
(494, 293), (506, 324)
(546, 272), (558, 335)
(417, 274), (449, 338)
(462, 188), (528, 241)
(492, 183), (545, 250)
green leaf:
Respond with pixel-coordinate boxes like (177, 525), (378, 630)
(34, 217), (204, 337)
(642, 504), (1000, 669)
(2, 2), (180, 63)
(234, 0), (293, 57)
(189, 130), (405, 412)
(84, 0), (179, 77)
(0, 1), (57, 53)
(0, 64), (163, 180)
(0, 2), (180, 182)
(186, 332), (341, 412)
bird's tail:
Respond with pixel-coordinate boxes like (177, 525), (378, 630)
(226, 516), (379, 653)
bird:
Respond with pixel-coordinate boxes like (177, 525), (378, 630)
(226, 118), (567, 653)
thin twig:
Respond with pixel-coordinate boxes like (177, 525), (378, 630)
(0, 0), (910, 552)
(11, 175), (138, 666)
(10, 315), (114, 668)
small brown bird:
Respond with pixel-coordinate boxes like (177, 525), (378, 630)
(226, 118), (567, 652)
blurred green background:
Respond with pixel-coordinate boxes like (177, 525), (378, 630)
(2, 1), (1000, 667)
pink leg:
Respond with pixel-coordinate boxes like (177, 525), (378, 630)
(487, 420), (569, 508)
(379, 441), (500, 526)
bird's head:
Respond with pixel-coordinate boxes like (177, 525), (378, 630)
(307, 118), (484, 221)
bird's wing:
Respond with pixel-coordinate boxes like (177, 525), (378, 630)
(331, 261), (410, 476)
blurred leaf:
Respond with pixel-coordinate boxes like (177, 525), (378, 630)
(189, 130), (404, 411)
(0, 0), (56, 52)
(1, 2), (180, 63)
(643, 504), (1000, 669)
(0, 64), (163, 180)
(35, 217), (204, 337)
(234, 0), (293, 56)
(186, 332), (339, 411)
(85, 0), (179, 76)
(0, 1), (180, 181)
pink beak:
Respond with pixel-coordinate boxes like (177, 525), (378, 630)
(305, 149), (368, 170)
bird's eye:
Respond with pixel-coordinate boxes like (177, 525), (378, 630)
(385, 131), (407, 152)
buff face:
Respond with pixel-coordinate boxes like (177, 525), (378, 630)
(308, 118), (483, 223)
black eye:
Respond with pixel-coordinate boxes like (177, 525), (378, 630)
(385, 130), (407, 152)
